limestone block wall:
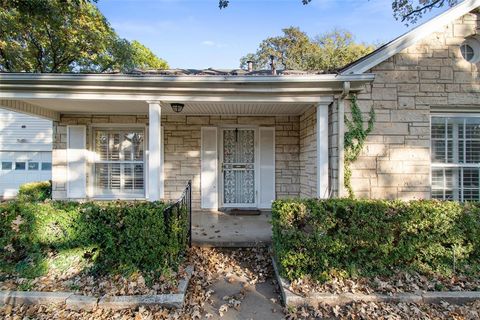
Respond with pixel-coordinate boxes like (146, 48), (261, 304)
(352, 12), (480, 199)
(52, 114), (301, 208)
(299, 106), (317, 198)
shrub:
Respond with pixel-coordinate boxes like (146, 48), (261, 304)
(17, 181), (52, 202)
(272, 199), (480, 282)
(0, 200), (189, 276)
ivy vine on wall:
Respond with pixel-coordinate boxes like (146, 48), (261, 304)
(344, 94), (375, 198)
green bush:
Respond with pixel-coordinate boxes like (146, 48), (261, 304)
(0, 200), (189, 276)
(17, 181), (52, 202)
(272, 199), (480, 282)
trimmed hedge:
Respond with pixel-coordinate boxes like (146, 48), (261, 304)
(1, 200), (188, 276)
(272, 199), (480, 282)
(17, 181), (52, 202)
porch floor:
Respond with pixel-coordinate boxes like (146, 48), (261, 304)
(191, 210), (272, 247)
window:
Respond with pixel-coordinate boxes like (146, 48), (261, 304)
(460, 43), (475, 62)
(460, 38), (480, 63)
(431, 116), (480, 201)
(15, 162), (26, 170)
(41, 162), (52, 171)
(93, 128), (145, 197)
(1, 162), (12, 170)
(28, 162), (39, 170)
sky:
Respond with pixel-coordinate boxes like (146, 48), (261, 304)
(97, 0), (447, 69)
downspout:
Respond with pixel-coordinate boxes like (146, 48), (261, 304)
(337, 81), (350, 198)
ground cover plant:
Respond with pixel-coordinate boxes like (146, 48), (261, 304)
(0, 182), (189, 293)
(272, 198), (480, 293)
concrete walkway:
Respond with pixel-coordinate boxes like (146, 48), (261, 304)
(191, 211), (272, 247)
(203, 274), (283, 320)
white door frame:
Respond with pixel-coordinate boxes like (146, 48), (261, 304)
(218, 126), (259, 208)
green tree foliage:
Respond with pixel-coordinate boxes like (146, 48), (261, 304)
(0, 0), (168, 72)
(240, 27), (321, 71)
(240, 27), (375, 72)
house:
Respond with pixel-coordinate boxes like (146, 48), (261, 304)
(0, 108), (52, 199)
(0, 0), (479, 207)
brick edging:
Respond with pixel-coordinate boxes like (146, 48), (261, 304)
(0, 265), (194, 310)
(272, 258), (480, 307)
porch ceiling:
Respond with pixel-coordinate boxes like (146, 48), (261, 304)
(24, 99), (315, 115)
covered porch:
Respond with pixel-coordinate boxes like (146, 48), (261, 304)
(192, 210), (272, 247)
(0, 72), (374, 212)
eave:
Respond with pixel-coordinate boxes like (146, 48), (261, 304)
(0, 73), (374, 102)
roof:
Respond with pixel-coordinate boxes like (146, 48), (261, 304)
(125, 68), (327, 76)
(340, 0), (480, 74)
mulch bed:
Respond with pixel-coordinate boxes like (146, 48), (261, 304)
(0, 255), (187, 297)
(285, 300), (480, 319)
(288, 272), (480, 297)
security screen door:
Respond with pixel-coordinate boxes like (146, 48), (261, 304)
(222, 128), (256, 206)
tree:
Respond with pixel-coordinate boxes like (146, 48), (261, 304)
(0, 0), (168, 73)
(219, 0), (458, 25)
(240, 27), (320, 71)
(240, 27), (375, 72)
(392, 0), (458, 24)
(310, 29), (376, 71)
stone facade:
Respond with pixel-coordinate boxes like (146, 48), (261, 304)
(299, 106), (317, 198)
(352, 12), (480, 199)
(52, 114), (304, 209)
(51, 12), (480, 205)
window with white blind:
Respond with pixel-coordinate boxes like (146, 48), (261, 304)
(431, 116), (480, 201)
(93, 128), (145, 197)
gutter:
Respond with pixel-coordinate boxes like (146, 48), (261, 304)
(0, 72), (375, 84)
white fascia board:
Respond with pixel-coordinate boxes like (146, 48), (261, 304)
(341, 0), (480, 75)
(0, 72), (373, 84)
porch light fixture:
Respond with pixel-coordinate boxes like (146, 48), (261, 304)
(170, 103), (184, 113)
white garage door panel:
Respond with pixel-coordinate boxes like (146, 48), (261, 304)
(0, 151), (52, 199)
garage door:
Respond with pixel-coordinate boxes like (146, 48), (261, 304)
(0, 151), (52, 199)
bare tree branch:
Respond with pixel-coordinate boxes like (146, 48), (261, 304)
(401, 0), (444, 21)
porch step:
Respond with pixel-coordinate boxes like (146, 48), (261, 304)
(192, 239), (271, 248)
(224, 209), (261, 216)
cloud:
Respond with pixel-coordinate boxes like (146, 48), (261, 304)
(202, 40), (216, 46)
(201, 40), (228, 48)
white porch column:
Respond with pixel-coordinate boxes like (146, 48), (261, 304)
(148, 101), (163, 201)
(316, 100), (331, 198)
(337, 97), (345, 198)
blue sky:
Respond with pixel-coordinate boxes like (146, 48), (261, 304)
(97, 0), (445, 69)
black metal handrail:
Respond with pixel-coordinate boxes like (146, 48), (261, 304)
(162, 180), (192, 248)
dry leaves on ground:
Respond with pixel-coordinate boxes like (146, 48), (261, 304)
(290, 270), (480, 296)
(286, 300), (480, 320)
(0, 262), (184, 296)
(0, 247), (273, 319)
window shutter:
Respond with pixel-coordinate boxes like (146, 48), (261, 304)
(201, 127), (218, 209)
(67, 125), (87, 198)
(259, 127), (275, 208)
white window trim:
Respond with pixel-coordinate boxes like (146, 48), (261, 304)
(89, 124), (148, 200)
(460, 37), (480, 64)
(430, 113), (480, 201)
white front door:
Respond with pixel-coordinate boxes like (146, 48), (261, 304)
(221, 128), (257, 207)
